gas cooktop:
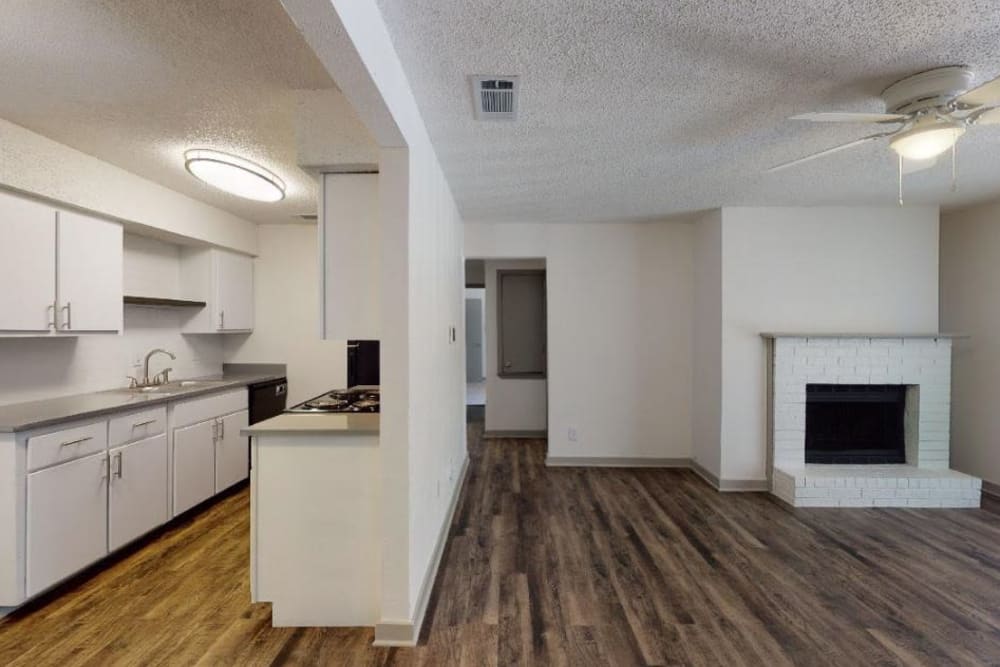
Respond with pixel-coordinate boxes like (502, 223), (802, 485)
(286, 387), (380, 414)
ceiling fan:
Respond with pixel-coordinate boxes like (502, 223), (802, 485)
(768, 66), (1000, 175)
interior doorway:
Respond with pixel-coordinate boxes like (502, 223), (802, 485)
(465, 260), (486, 418)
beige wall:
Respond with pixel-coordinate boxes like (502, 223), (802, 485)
(718, 206), (940, 481)
(940, 201), (1000, 487)
(692, 210), (723, 478)
(224, 224), (346, 406)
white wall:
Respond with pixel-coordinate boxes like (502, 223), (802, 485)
(483, 259), (547, 432)
(941, 201), (1000, 486)
(0, 118), (257, 255)
(718, 206), (940, 481)
(466, 221), (694, 461)
(692, 210), (723, 478)
(224, 225), (346, 406)
(281, 0), (468, 631)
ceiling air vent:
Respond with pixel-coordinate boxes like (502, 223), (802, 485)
(471, 75), (519, 121)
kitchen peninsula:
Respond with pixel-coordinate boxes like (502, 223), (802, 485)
(244, 411), (379, 627)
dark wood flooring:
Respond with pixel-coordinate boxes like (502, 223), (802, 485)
(1, 422), (1000, 665)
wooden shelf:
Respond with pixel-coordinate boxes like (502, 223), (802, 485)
(123, 296), (207, 308)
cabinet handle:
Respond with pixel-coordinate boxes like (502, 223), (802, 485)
(114, 451), (123, 478)
(212, 420), (219, 441)
(61, 302), (72, 330)
(47, 302), (56, 330)
(219, 419), (225, 439)
(132, 419), (156, 429)
(60, 436), (92, 447)
(219, 310), (225, 330)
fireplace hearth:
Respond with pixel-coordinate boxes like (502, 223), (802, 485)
(805, 384), (907, 464)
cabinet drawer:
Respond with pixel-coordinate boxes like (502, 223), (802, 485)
(27, 421), (107, 472)
(171, 389), (247, 429)
(109, 407), (167, 448)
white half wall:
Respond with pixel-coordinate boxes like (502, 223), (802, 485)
(718, 206), (940, 482)
(466, 221), (694, 461)
(941, 201), (1000, 487)
(224, 224), (346, 406)
(483, 259), (547, 432)
(0, 118), (257, 255)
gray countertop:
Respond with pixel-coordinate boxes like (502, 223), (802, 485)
(242, 412), (380, 436)
(0, 365), (286, 433)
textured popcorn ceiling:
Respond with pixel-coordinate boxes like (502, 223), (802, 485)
(0, 0), (375, 225)
(376, 0), (1000, 223)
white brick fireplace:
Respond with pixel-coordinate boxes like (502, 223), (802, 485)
(764, 334), (981, 508)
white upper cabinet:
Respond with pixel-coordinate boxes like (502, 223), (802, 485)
(320, 173), (379, 339)
(0, 191), (122, 335)
(56, 210), (123, 333)
(180, 247), (254, 333)
(0, 191), (56, 332)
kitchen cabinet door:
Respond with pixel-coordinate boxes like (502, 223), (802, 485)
(215, 250), (253, 331)
(172, 419), (216, 516)
(0, 191), (56, 332)
(215, 410), (249, 492)
(109, 434), (168, 551)
(57, 210), (123, 332)
(26, 452), (108, 597)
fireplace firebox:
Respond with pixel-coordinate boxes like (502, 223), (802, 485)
(805, 384), (908, 464)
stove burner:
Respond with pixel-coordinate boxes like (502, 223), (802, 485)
(287, 388), (380, 414)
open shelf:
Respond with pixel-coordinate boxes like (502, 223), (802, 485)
(123, 295), (207, 308)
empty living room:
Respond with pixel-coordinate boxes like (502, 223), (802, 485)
(1, 1), (999, 665)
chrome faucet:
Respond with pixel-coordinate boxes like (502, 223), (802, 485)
(143, 348), (176, 386)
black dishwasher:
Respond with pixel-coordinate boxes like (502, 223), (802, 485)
(247, 377), (288, 471)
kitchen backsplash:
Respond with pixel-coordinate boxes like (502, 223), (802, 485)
(0, 307), (224, 407)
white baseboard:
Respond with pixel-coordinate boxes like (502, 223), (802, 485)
(372, 454), (470, 647)
(983, 479), (1000, 500)
(545, 456), (692, 468)
(685, 460), (770, 492)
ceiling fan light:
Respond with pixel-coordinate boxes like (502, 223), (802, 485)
(184, 149), (286, 202)
(889, 124), (965, 161)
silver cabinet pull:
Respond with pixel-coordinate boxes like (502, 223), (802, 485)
(219, 419), (225, 439)
(219, 310), (225, 330)
(47, 302), (56, 329)
(114, 451), (123, 478)
(212, 420), (219, 441)
(61, 302), (72, 330)
(60, 436), (93, 447)
(132, 419), (156, 428)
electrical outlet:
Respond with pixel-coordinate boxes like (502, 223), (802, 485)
(568, 428), (578, 442)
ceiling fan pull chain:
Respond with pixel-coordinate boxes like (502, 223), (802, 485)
(951, 141), (958, 192)
(898, 154), (904, 206)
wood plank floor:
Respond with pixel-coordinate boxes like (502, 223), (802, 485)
(2, 422), (1000, 665)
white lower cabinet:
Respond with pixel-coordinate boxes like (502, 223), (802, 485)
(109, 434), (168, 551)
(172, 419), (217, 516)
(215, 410), (249, 493)
(26, 452), (109, 597)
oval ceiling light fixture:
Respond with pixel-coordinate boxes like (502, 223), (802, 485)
(184, 149), (286, 202)
(889, 120), (965, 161)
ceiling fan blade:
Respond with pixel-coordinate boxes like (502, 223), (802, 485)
(974, 107), (1000, 125)
(766, 133), (892, 173)
(954, 73), (1000, 107)
(901, 155), (938, 174)
(790, 112), (907, 123)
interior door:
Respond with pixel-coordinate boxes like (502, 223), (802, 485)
(215, 410), (249, 492)
(57, 210), (123, 332)
(173, 420), (216, 516)
(26, 452), (108, 596)
(0, 192), (56, 332)
(215, 251), (253, 331)
(465, 297), (484, 381)
(109, 434), (168, 550)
